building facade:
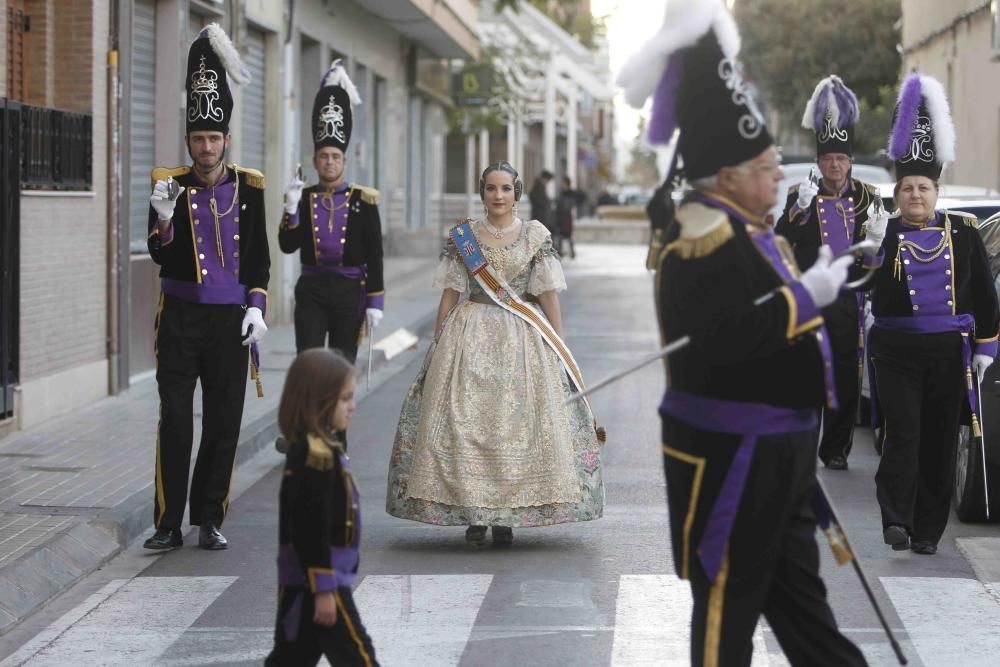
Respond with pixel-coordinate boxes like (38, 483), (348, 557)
(0, 0), (478, 434)
(901, 0), (1000, 189)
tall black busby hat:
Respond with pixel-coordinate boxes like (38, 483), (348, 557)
(617, 0), (773, 180)
(802, 75), (860, 157)
(888, 73), (955, 181)
(185, 24), (250, 134)
(312, 60), (362, 153)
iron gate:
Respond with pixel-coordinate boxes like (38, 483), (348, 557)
(0, 99), (21, 419)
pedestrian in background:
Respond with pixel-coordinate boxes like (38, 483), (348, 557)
(529, 169), (557, 247)
(385, 161), (604, 546)
(266, 349), (378, 666)
(144, 24), (269, 553)
(869, 73), (999, 556)
(556, 175), (577, 259)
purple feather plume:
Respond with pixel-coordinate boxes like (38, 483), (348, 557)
(811, 81), (830, 132)
(889, 74), (922, 160)
(831, 80), (859, 126)
(810, 77), (859, 131)
(648, 52), (685, 145)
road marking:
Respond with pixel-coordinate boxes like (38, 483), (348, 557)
(610, 574), (770, 666)
(353, 574), (492, 667)
(881, 576), (1000, 666)
(2, 576), (236, 666)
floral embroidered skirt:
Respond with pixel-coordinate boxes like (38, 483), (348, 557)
(385, 300), (605, 527)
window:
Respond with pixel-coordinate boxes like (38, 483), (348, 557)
(6, 3), (28, 101)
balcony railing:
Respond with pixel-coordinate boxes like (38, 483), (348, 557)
(20, 104), (92, 190)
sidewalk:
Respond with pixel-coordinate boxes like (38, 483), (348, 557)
(0, 256), (442, 635)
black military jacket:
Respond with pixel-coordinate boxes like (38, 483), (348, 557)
(146, 165), (270, 296)
(278, 184), (384, 299)
(657, 199), (827, 409)
(870, 210), (1000, 338)
(775, 177), (878, 272)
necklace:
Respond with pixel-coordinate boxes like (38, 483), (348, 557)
(483, 217), (517, 240)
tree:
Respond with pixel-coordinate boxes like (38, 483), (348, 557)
(735, 0), (901, 156)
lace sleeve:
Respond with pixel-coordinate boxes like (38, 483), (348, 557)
(528, 236), (567, 295)
(432, 243), (469, 293)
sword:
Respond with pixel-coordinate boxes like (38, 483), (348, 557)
(814, 477), (908, 665)
(976, 376), (991, 520)
(367, 322), (374, 390)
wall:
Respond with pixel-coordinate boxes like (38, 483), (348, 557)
(16, 0), (110, 428)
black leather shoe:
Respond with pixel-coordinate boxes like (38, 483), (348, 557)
(492, 526), (513, 546)
(911, 541), (937, 555)
(465, 525), (487, 544)
(883, 525), (910, 551)
(143, 528), (182, 550)
(199, 523), (228, 550)
(825, 455), (848, 471)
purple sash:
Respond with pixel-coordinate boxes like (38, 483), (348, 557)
(660, 388), (819, 583)
(871, 314), (980, 431)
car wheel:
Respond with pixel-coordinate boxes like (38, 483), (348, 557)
(954, 425), (991, 522)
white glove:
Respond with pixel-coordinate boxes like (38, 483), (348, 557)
(863, 203), (890, 248)
(150, 179), (184, 221)
(974, 354), (994, 384)
(241, 307), (267, 346)
(796, 179), (819, 210)
(366, 308), (383, 330)
(798, 245), (854, 308)
(284, 178), (305, 215)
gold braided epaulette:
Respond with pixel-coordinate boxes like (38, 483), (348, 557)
(946, 209), (979, 228)
(234, 165), (265, 189)
(353, 184), (380, 205)
(304, 434), (334, 471)
(788, 183), (800, 195)
(150, 166), (190, 187)
(663, 203), (733, 259)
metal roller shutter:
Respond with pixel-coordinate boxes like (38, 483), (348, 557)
(241, 29), (266, 172)
(129, 0), (155, 251)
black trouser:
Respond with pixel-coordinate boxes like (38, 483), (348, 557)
(294, 273), (364, 362)
(817, 294), (861, 463)
(662, 416), (867, 667)
(154, 296), (248, 529)
(870, 327), (965, 545)
(559, 231), (575, 259)
(267, 586), (378, 667)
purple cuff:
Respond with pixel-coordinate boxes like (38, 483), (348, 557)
(785, 282), (822, 338)
(862, 247), (884, 270)
(248, 289), (268, 317)
(151, 220), (175, 246)
(366, 293), (385, 310)
(976, 339), (999, 358)
(789, 202), (811, 224)
(285, 210), (300, 229)
(330, 547), (359, 587)
(307, 567), (338, 593)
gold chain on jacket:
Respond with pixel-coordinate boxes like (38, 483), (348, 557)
(894, 218), (951, 280)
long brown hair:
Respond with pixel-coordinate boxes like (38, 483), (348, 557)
(278, 348), (355, 444)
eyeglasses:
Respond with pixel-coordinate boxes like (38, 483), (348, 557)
(818, 155), (852, 165)
(741, 158), (783, 175)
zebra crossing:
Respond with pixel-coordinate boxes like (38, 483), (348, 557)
(5, 571), (1000, 666)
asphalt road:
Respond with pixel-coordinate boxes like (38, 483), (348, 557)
(4, 244), (1000, 666)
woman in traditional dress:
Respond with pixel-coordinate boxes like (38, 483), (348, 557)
(386, 162), (604, 545)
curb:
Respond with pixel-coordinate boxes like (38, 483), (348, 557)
(0, 307), (437, 637)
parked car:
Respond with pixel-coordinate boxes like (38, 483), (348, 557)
(953, 210), (1000, 521)
(769, 163), (893, 222)
(871, 182), (1000, 216)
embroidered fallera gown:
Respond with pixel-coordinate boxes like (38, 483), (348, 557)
(386, 218), (604, 527)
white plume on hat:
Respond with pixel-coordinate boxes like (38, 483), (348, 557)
(918, 75), (955, 165)
(203, 23), (251, 86)
(321, 59), (362, 106)
(617, 0), (738, 110)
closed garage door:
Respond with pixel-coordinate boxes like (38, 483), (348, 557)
(241, 28), (266, 172)
(128, 0), (155, 251)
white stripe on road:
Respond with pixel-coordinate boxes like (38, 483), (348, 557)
(881, 576), (1000, 667)
(3, 576), (236, 666)
(353, 574), (492, 667)
(610, 574), (770, 666)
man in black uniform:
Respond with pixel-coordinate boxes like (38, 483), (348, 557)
(279, 60), (384, 362)
(618, 1), (867, 664)
(775, 75), (884, 470)
(143, 24), (269, 552)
